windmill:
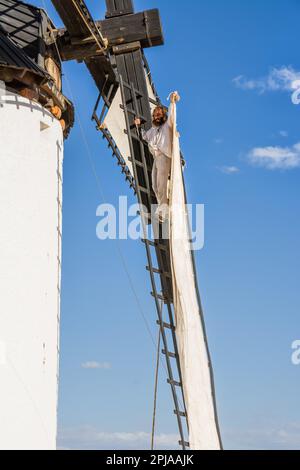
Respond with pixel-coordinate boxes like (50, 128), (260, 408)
(0, 0), (222, 450)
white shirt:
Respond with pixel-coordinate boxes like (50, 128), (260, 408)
(141, 103), (174, 159)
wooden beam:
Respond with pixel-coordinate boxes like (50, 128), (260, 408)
(51, 0), (91, 37)
(50, 0), (117, 98)
(101, 9), (163, 48)
(57, 43), (104, 62)
(56, 9), (164, 61)
(105, 0), (134, 18)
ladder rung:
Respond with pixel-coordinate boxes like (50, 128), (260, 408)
(129, 158), (151, 171)
(146, 266), (171, 279)
(155, 242), (168, 251)
(162, 271), (171, 279)
(136, 210), (151, 220)
(120, 106), (147, 121)
(162, 349), (177, 358)
(121, 79), (144, 97)
(151, 292), (165, 302)
(156, 320), (175, 331)
(137, 186), (149, 194)
(167, 379), (182, 387)
(120, 104), (135, 115)
(178, 440), (190, 447)
(146, 266), (162, 274)
(142, 238), (156, 247)
(174, 410), (187, 418)
(141, 239), (168, 251)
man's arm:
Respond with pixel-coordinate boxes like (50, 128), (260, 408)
(134, 117), (149, 142)
(166, 91), (180, 128)
(140, 128), (149, 142)
(167, 102), (175, 128)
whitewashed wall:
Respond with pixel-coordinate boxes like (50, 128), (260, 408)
(0, 88), (63, 450)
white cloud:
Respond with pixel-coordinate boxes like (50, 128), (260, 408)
(58, 424), (300, 450)
(81, 361), (111, 370)
(218, 165), (240, 174)
(233, 66), (300, 94)
(248, 142), (300, 170)
(57, 426), (179, 450)
(214, 138), (224, 144)
(279, 130), (288, 137)
(94, 431), (178, 446)
(224, 423), (300, 450)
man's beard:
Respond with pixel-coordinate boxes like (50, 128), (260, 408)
(153, 117), (164, 126)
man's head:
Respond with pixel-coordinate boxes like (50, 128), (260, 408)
(152, 106), (168, 127)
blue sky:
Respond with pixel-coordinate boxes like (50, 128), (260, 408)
(33, 0), (300, 449)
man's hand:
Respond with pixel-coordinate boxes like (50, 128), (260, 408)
(134, 117), (141, 126)
(170, 91), (180, 103)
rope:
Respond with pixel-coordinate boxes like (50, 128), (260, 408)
(69, 0), (108, 51)
(151, 310), (162, 450)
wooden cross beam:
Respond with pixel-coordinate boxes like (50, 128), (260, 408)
(51, 0), (164, 62)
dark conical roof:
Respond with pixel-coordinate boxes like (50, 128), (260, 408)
(0, 24), (46, 79)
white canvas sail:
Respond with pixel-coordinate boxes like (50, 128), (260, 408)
(168, 100), (221, 450)
(104, 87), (134, 177)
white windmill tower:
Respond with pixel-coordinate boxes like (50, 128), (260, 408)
(0, 0), (73, 449)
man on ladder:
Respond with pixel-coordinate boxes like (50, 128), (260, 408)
(134, 91), (180, 221)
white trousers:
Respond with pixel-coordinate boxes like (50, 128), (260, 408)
(151, 152), (171, 213)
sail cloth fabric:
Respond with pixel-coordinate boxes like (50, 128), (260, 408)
(168, 100), (221, 450)
(104, 87), (134, 177)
